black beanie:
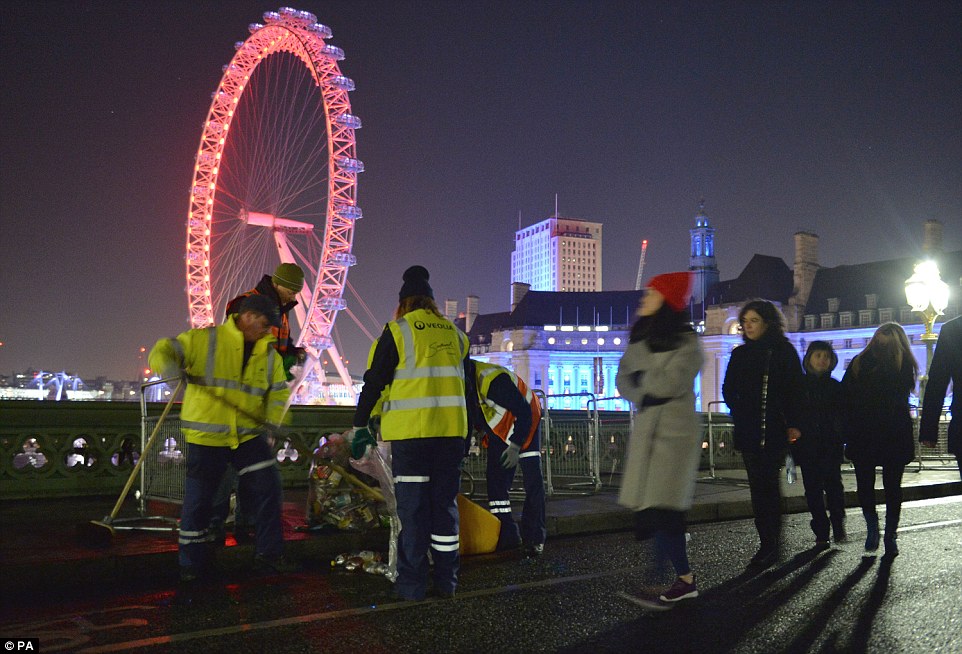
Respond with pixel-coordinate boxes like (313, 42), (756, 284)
(399, 265), (434, 300)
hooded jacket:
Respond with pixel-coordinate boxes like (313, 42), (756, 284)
(792, 346), (844, 465)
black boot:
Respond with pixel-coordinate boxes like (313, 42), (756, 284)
(863, 509), (880, 554)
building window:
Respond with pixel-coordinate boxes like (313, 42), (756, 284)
(866, 294), (878, 309)
(804, 315), (816, 330)
(859, 310), (875, 326)
(820, 314), (835, 328)
(839, 312), (853, 327)
(828, 298), (840, 313)
(879, 308), (894, 323)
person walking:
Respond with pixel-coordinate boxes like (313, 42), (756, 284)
(148, 294), (296, 582)
(794, 341), (847, 549)
(842, 322), (919, 557)
(466, 359), (546, 557)
(350, 265), (470, 601)
(616, 272), (704, 609)
(919, 315), (962, 479)
(722, 299), (804, 569)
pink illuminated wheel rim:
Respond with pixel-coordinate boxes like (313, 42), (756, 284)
(184, 7), (362, 400)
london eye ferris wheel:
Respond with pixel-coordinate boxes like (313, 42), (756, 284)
(184, 7), (362, 403)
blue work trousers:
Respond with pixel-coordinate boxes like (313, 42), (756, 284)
(486, 428), (546, 549)
(179, 437), (283, 570)
(391, 437), (464, 601)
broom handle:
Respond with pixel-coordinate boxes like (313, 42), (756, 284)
(107, 379), (184, 521)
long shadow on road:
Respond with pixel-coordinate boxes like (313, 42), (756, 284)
(557, 547), (839, 654)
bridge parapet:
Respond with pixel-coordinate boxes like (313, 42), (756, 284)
(0, 401), (354, 499)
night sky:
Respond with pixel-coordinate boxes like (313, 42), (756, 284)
(1, 0), (960, 381)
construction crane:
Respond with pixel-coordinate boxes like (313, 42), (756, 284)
(634, 239), (649, 290)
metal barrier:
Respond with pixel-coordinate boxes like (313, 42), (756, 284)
(543, 392), (601, 495)
(137, 379), (185, 520)
(914, 405), (956, 471)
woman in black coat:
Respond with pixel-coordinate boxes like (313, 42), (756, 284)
(722, 300), (804, 569)
(842, 322), (918, 557)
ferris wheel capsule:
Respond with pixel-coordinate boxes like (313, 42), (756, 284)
(310, 23), (333, 39)
(248, 23), (263, 34)
(263, 11), (281, 23)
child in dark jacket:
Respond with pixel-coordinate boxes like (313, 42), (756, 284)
(793, 341), (847, 547)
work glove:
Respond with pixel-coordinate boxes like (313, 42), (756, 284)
(350, 426), (376, 459)
(281, 354), (297, 381)
(500, 442), (521, 469)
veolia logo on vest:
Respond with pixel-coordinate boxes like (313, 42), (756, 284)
(413, 320), (453, 331)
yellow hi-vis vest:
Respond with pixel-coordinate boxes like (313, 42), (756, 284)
(148, 317), (290, 449)
(475, 361), (541, 450)
(380, 309), (469, 441)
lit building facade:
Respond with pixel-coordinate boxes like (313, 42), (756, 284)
(465, 218), (959, 415)
(511, 217), (603, 295)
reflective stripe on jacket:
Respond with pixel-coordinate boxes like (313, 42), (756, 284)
(475, 362), (541, 449)
(148, 317), (290, 448)
(380, 309), (469, 441)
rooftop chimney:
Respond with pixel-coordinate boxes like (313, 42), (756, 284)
(510, 282), (530, 311)
(922, 219), (943, 255)
(791, 231), (819, 309)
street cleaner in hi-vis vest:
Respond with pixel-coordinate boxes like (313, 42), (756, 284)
(148, 294), (296, 582)
(467, 359), (547, 557)
(350, 266), (470, 601)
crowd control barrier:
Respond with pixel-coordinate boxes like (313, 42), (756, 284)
(137, 378), (186, 518)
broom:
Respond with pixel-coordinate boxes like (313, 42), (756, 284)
(79, 378), (184, 546)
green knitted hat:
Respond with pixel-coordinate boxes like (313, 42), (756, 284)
(273, 263), (304, 292)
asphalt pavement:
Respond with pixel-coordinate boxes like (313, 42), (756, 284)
(1, 462), (958, 602)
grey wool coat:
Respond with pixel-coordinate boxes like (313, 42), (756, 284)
(616, 333), (704, 512)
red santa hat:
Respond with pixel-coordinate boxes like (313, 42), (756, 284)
(647, 272), (693, 312)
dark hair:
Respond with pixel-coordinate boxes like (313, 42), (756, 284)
(629, 304), (693, 351)
(850, 322), (919, 384)
(738, 299), (787, 342)
(395, 295), (443, 320)
(803, 340), (838, 375)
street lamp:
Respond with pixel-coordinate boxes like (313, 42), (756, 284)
(904, 259), (949, 400)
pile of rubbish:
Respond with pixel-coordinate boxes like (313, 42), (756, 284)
(330, 549), (390, 576)
(304, 430), (401, 581)
(306, 431), (386, 532)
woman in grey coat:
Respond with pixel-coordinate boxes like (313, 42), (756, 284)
(616, 272), (703, 610)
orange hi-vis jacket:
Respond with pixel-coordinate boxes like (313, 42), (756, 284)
(475, 362), (542, 450)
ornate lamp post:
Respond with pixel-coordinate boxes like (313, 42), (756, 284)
(904, 260), (949, 401)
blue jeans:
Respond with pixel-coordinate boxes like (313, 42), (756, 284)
(391, 437), (464, 600)
(179, 437), (283, 570)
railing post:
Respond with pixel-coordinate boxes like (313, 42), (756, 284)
(586, 393), (601, 491)
(536, 389), (554, 498)
(705, 400), (727, 480)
